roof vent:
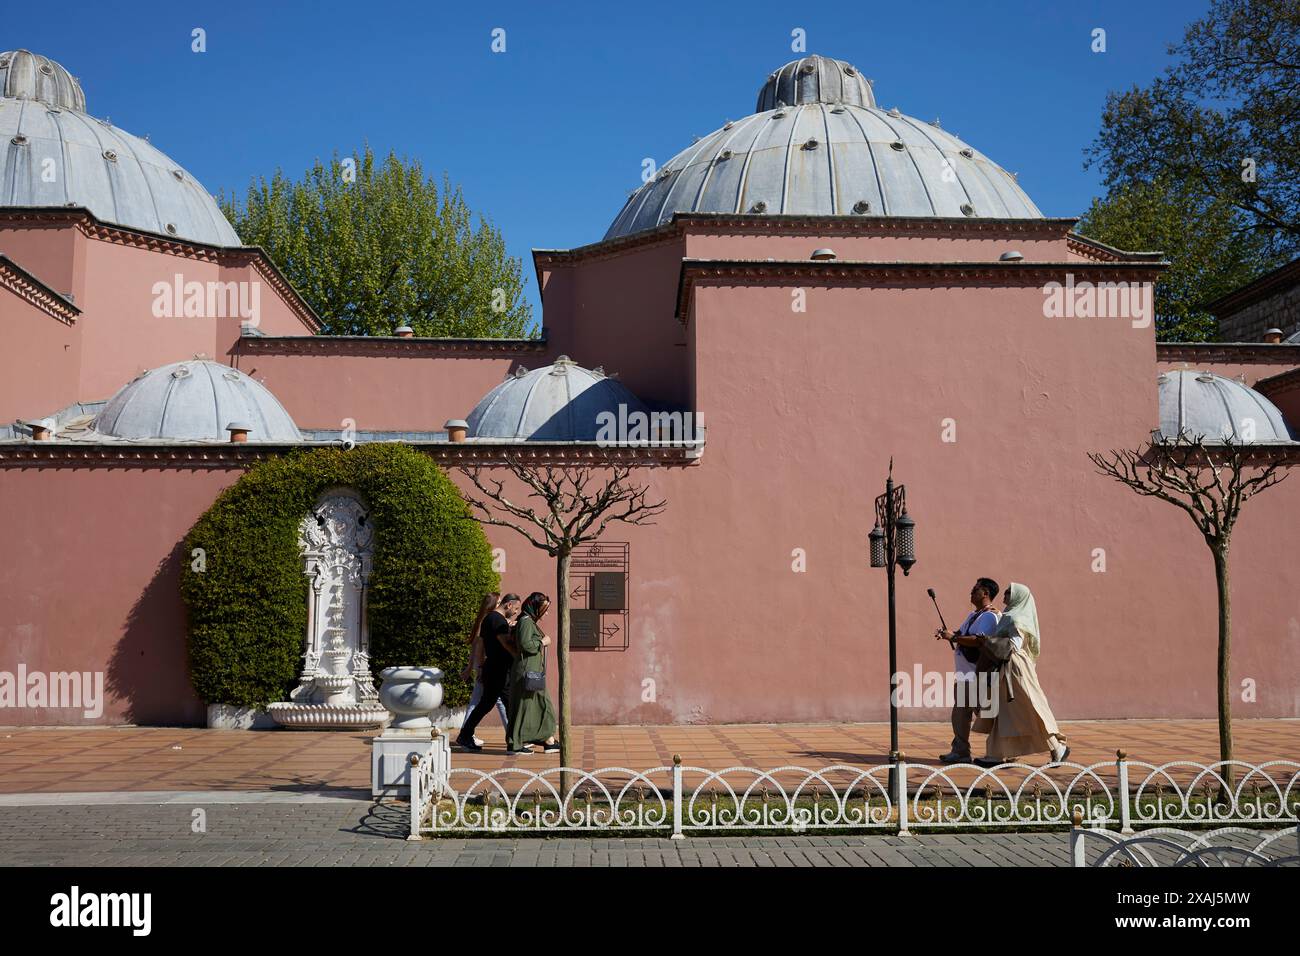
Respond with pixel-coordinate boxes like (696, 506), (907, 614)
(750, 200), (768, 213)
(171, 365), (192, 379)
(103, 149), (117, 162)
(960, 148), (974, 159)
(960, 203), (975, 217)
(843, 65), (857, 76)
(802, 137), (820, 150)
(1196, 373), (1217, 383)
(772, 109), (786, 119)
(717, 149), (733, 161)
(999, 250), (1024, 261)
(513, 365), (529, 378)
(171, 169), (184, 181)
(11, 134), (28, 145)
(810, 248), (836, 261)
(165, 223), (178, 235)
(889, 141), (906, 151)
(852, 200), (871, 214)
(888, 107), (902, 117)
(829, 105), (846, 114)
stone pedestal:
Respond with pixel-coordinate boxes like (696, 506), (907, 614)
(371, 665), (446, 798)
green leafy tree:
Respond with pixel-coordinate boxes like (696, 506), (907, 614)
(1077, 179), (1276, 341)
(221, 146), (534, 338)
(1085, 0), (1299, 261)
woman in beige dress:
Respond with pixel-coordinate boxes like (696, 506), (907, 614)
(971, 583), (1070, 767)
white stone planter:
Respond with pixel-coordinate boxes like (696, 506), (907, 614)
(378, 666), (444, 730)
(206, 704), (277, 730)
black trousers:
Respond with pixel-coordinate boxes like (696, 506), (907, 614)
(460, 659), (511, 739)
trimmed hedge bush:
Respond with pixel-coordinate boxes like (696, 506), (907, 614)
(182, 444), (498, 710)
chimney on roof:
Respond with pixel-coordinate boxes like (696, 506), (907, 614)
(444, 419), (468, 443)
(395, 325), (415, 339)
(226, 422), (251, 443)
(1263, 328), (1283, 344)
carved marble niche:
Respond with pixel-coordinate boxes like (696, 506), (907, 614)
(268, 489), (388, 729)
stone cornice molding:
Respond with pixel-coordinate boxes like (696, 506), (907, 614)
(0, 253), (80, 324)
(0, 440), (703, 468)
(236, 332), (549, 357)
(1157, 342), (1300, 366)
(0, 206), (321, 332)
(533, 214), (1088, 278)
(675, 259), (1168, 323)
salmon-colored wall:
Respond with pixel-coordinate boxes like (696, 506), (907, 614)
(0, 464), (244, 726)
(0, 223), (83, 303)
(0, 291), (81, 423)
(231, 348), (547, 431)
(542, 241), (691, 408)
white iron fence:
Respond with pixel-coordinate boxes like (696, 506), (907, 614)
(1071, 824), (1300, 867)
(408, 747), (1300, 840)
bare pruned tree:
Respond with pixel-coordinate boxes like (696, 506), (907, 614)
(1088, 432), (1287, 789)
(460, 458), (667, 780)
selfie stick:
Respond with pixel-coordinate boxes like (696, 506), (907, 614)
(926, 587), (949, 632)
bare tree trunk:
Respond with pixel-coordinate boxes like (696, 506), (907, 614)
(555, 547), (573, 795)
(1213, 543), (1233, 796)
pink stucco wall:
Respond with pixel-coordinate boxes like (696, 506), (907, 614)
(2, 217), (1298, 728)
(231, 347), (545, 432)
(0, 290), (80, 423)
(0, 464), (244, 726)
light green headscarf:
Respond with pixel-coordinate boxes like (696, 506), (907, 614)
(996, 582), (1041, 659)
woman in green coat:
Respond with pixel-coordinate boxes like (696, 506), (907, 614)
(507, 592), (559, 754)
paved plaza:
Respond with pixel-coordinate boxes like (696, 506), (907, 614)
(0, 799), (1079, 867)
(2, 718), (1295, 795)
(0, 719), (1294, 867)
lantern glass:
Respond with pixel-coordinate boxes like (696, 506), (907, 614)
(868, 524), (886, 567)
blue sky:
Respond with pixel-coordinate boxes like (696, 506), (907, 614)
(8, 0), (1205, 318)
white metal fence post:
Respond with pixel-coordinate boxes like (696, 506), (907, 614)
(408, 752), (423, 841)
(895, 751), (910, 837)
(1070, 807), (1086, 866)
(671, 753), (685, 840)
(1116, 749), (1132, 834)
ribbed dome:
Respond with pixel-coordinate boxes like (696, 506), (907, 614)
(466, 357), (652, 441)
(94, 360), (301, 442)
(605, 54), (1041, 240)
(1157, 370), (1292, 442)
(0, 50), (241, 246)
(757, 55), (875, 111)
(0, 50), (85, 111)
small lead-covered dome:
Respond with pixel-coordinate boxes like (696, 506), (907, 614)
(757, 55), (876, 111)
(466, 357), (651, 441)
(0, 49), (85, 111)
(605, 53), (1040, 240)
(94, 360), (301, 442)
(1157, 370), (1292, 442)
(0, 49), (241, 246)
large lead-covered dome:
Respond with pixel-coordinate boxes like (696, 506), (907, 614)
(605, 54), (1041, 240)
(0, 49), (241, 246)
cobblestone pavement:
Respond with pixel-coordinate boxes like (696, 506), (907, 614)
(0, 799), (1076, 867)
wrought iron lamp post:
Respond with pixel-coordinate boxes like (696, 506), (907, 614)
(868, 460), (917, 797)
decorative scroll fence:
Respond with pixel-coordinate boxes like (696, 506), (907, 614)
(1071, 823), (1300, 867)
(408, 747), (1300, 839)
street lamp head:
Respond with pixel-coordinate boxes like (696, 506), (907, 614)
(896, 510), (916, 576)
(868, 523), (886, 568)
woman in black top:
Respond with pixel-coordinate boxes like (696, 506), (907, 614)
(457, 593), (520, 752)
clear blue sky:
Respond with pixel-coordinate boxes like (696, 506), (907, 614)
(8, 0), (1205, 318)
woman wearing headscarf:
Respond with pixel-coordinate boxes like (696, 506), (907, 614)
(506, 592), (560, 755)
(970, 583), (1070, 767)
